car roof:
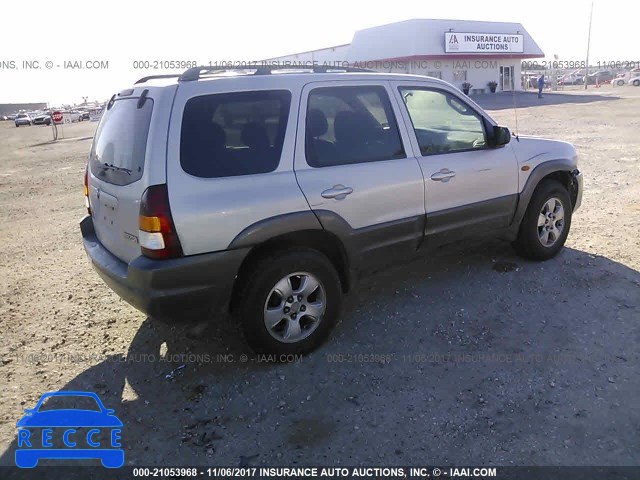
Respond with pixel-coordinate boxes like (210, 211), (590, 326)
(35, 390), (102, 402)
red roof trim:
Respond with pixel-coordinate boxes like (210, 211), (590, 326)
(361, 53), (545, 62)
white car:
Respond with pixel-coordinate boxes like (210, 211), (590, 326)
(53, 110), (81, 124)
(14, 113), (32, 127)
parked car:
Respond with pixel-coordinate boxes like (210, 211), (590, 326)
(32, 113), (52, 125)
(587, 71), (614, 85)
(70, 110), (84, 122)
(79, 110), (90, 121)
(559, 73), (584, 85)
(612, 73), (627, 86)
(14, 113), (32, 127)
(81, 66), (583, 354)
(53, 110), (81, 124)
(88, 107), (104, 122)
(627, 72), (640, 87)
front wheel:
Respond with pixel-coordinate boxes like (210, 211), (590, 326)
(633, 79), (640, 87)
(514, 179), (572, 261)
(236, 248), (342, 355)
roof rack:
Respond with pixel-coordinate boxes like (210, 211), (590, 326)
(133, 65), (375, 85)
(133, 74), (182, 85)
(178, 65), (374, 82)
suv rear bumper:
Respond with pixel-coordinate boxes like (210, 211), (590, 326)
(80, 216), (248, 319)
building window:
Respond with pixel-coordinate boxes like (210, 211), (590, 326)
(453, 70), (467, 82)
(426, 71), (442, 79)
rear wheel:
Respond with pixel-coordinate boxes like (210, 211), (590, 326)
(514, 179), (572, 261)
(633, 79), (640, 87)
(236, 248), (342, 355)
(617, 80), (625, 86)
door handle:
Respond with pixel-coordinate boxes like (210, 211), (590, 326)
(321, 184), (353, 200)
(430, 168), (456, 182)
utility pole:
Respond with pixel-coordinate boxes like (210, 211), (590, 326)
(585, 1), (594, 90)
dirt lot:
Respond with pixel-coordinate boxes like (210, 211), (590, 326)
(0, 86), (638, 473)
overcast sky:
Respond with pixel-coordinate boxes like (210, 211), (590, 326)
(1, 0), (635, 105)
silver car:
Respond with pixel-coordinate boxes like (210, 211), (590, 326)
(32, 113), (52, 125)
(81, 66), (583, 354)
(14, 113), (32, 127)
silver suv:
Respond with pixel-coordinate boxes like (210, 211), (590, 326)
(81, 66), (583, 354)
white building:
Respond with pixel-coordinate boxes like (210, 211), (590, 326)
(263, 19), (544, 93)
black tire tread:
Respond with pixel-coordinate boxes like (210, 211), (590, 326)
(514, 179), (572, 261)
(235, 247), (342, 355)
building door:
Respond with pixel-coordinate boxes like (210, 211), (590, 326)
(500, 66), (514, 91)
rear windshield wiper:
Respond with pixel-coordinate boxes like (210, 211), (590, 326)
(101, 163), (132, 175)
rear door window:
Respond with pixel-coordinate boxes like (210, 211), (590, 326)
(89, 97), (153, 186)
(180, 90), (291, 178)
(305, 86), (405, 167)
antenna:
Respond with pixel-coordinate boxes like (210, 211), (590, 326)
(511, 72), (519, 141)
(584, 1), (594, 90)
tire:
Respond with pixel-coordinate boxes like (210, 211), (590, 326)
(633, 80), (640, 87)
(236, 248), (342, 355)
(514, 179), (572, 261)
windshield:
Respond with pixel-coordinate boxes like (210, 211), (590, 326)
(38, 395), (102, 412)
(89, 97), (153, 186)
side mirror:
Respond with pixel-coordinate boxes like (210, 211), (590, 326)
(492, 126), (511, 147)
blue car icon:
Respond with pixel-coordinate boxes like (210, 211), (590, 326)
(15, 391), (123, 468)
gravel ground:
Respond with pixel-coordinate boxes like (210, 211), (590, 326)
(0, 86), (638, 473)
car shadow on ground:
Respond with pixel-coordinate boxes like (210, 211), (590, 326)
(1, 241), (639, 477)
(473, 91), (621, 110)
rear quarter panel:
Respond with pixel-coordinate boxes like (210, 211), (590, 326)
(166, 76), (312, 255)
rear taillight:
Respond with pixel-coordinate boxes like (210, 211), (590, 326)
(83, 166), (91, 214)
(139, 185), (183, 259)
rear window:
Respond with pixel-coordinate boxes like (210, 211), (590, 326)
(180, 90), (291, 178)
(89, 97), (153, 186)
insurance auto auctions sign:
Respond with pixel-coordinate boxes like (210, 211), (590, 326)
(445, 32), (524, 53)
